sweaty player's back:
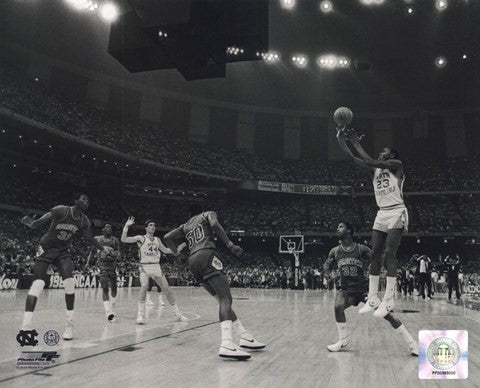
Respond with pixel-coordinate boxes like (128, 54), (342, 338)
(41, 206), (88, 249)
(182, 212), (216, 255)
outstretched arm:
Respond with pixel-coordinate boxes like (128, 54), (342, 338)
(336, 127), (371, 170)
(348, 130), (402, 170)
(21, 212), (53, 229)
(164, 226), (185, 254)
(206, 212), (243, 257)
(121, 216), (144, 244)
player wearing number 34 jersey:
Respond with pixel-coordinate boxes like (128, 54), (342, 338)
(20, 194), (109, 341)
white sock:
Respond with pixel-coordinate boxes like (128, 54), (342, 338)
(146, 292), (152, 300)
(138, 301), (146, 315)
(103, 301), (111, 313)
(384, 277), (396, 300)
(110, 296), (117, 307)
(22, 312), (33, 328)
(396, 324), (414, 345)
(159, 293), (164, 303)
(336, 322), (348, 340)
(233, 319), (251, 339)
(171, 303), (180, 315)
(368, 275), (380, 298)
(220, 320), (233, 344)
(66, 310), (74, 321)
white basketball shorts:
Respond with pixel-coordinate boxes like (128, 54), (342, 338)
(140, 263), (163, 279)
(373, 206), (409, 233)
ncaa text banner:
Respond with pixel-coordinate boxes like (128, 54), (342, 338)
(253, 181), (353, 196)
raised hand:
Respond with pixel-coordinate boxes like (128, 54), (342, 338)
(124, 216), (135, 227)
(230, 245), (244, 257)
(335, 124), (347, 139)
(344, 128), (365, 144)
(21, 215), (35, 227)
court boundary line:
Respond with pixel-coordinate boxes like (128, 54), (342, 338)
(0, 320), (218, 384)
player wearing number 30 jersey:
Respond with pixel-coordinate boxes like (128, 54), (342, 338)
(164, 204), (265, 361)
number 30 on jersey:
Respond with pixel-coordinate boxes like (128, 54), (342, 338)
(186, 225), (205, 248)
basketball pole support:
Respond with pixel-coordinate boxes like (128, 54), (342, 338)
(293, 252), (300, 288)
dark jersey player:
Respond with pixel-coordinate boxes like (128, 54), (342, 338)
(20, 193), (108, 340)
(88, 223), (121, 322)
(324, 222), (417, 356)
(164, 204), (265, 361)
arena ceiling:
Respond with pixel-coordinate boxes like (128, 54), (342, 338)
(0, 0), (479, 112)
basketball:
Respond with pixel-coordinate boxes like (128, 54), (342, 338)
(333, 107), (353, 126)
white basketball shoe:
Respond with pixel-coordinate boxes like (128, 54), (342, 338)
(358, 295), (381, 314)
(327, 336), (350, 352)
(373, 298), (395, 318)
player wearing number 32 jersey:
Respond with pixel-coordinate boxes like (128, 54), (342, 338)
(20, 194), (109, 341)
(324, 222), (417, 356)
(164, 204), (265, 361)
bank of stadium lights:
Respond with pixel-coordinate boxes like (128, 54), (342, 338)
(292, 55), (308, 68)
(406, 6), (415, 15)
(435, 56), (447, 68)
(359, 0), (385, 5)
(317, 55), (350, 69)
(436, 0), (448, 11)
(158, 30), (168, 39)
(280, 0), (296, 10)
(66, 0), (99, 11)
(320, 1), (333, 13)
(257, 51), (280, 63)
(226, 46), (244, 56)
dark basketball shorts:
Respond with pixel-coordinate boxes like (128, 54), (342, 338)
(188, 249), (224, 282)
(99, 273), (117, 288)
(341, 287), (369, 307)
(35, 245), (71, 265)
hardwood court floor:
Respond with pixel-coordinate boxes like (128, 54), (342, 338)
(0, 287), (478, 388)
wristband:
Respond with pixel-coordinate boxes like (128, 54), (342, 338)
(227, 241), (234, 249)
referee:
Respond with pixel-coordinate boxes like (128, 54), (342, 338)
(444, 255), (462, 300)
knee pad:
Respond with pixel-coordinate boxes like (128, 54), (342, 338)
(63, 277), (75, 294)
(28, 279), (45, 297)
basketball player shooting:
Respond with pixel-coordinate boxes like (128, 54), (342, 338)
(324, 222), (417, 356)
(20, 193), (109, 340)
(164, 204), (265, 361)
(121, 216), (187, 324)
(88, 223), (121, 322)
(335, 108), (407, 318)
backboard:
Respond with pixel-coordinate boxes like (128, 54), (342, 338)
(279, 235), (304, 254)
